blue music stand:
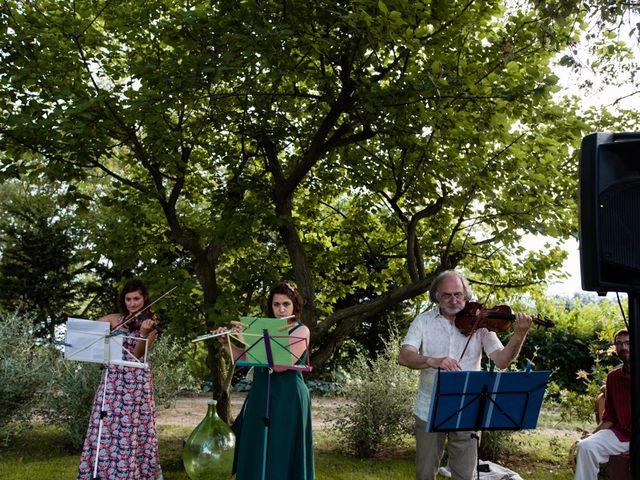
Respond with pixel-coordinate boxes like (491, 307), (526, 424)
(428, 368), (551, 479)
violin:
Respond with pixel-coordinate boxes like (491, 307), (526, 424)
(454, 301), (554, 336)
(126, 312), (161, 334)
(114, 310), (163, 336)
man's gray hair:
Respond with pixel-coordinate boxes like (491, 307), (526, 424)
(428, 270), (473, 303)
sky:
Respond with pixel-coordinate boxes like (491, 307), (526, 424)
(545, 239), (582, 296)
(542, 16), (640, 298)
(538, 237), (630, 299)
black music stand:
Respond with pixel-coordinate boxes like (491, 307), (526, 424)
(428, 368), (551, 479)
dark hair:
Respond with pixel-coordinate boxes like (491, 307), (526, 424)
(118, 279), (151, 314)
(266, 282), (304, 320)
(428, 270), (473, 303)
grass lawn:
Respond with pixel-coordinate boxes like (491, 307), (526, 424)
(0, 402), (583, 479)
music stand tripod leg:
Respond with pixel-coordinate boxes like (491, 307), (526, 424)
(92, 367), (111, 479)
(260, 329), (275, 480)
(471, 384), (489, 480)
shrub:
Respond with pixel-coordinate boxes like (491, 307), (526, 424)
(0, 311), (53, 445)
(38, 359), (102, 450)
(517, 295), (626, 391)
(329, 330), (417, 457)
(149, 334), (200, 408)
(517, 325), (597, 391)
(479, 430), (517, 462)
(0, 310), (198, 449)
(37, 332), (198, 450)
(546, 334), (616, 425)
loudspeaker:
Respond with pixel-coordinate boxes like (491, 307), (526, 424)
(579, 132), (640, 294)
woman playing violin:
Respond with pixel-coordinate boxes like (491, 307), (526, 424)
(398, 270), (532, 480)
(77, 279), (163, 480)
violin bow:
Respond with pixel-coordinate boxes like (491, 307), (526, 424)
(112, 285), (178, 331)
(458, 312), (480, 363)
(481, 276), (498, 305)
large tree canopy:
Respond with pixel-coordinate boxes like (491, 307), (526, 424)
(2, 0), (636, 417)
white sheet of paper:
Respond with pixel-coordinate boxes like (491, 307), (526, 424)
(65, 318), (109, 363)
(64, 317), (147, 368)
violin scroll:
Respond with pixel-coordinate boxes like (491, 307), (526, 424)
(534, 315), (555, 329)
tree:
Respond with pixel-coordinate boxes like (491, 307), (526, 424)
(557, 0), (640, 110)
(0, 181), (88, 338)
(0, 0), (617, 419)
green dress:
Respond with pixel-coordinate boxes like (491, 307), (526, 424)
(232, 322), (314, 480)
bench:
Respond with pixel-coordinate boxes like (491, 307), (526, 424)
(601, 453), (631, 480)
(594, 391), (630, 479)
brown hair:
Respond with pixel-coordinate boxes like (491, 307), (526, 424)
(266, 282), (304, 320)
(118, 279), (151, 315)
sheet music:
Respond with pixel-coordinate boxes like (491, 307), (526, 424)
(64, 317), (148, 369)
(191, 316), (312, 372)
(65, 318), (110, 363)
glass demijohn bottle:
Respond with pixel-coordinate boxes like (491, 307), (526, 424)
(183, 399), (236, 479)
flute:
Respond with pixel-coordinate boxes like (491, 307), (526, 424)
(191, 315), (296, 342)
(191, 329), (234, 343)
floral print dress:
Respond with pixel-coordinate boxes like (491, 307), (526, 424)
(77, 329), (163, 480)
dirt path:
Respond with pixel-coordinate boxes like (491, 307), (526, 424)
(157, 392), (341, 430)
(158, 393), (583, 447)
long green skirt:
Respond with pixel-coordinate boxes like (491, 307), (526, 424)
(232, 366), (314, 480)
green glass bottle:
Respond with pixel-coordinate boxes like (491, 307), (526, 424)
(183, 399), (236, 479)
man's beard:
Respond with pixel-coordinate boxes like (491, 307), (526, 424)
(618, 350), (630, 370)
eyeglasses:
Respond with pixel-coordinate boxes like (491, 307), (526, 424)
(615, 340), (630, 347)
(439, 292), (465, 301)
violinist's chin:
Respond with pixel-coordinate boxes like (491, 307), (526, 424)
(439, 301), (466, 319)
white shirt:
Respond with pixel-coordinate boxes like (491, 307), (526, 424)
(402, 307), (503, 422)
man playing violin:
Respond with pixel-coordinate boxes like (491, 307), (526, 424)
(398, 270), (533, 480)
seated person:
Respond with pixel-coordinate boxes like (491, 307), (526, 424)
(574, 329), (630, 480)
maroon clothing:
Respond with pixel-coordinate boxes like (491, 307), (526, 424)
(602, 367), (631, 442)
